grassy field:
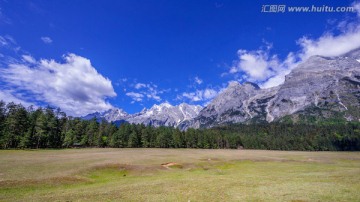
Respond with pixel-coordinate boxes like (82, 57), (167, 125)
(0, 149), (360, 201)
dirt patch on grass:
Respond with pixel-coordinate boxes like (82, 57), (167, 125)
(161, 162), (183, 169)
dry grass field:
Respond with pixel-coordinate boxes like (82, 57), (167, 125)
(0, 148), (360, 201)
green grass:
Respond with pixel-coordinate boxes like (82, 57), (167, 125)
(0, 148), (360, 201)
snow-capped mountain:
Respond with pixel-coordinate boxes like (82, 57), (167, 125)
(82, 108), (129, 122)
(83, 49), (360, 130)
(82, 103), (203, 128)
(127, 103), (202, 127)
(183, 48), (360, 129)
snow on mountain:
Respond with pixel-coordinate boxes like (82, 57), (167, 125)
(82, 103), (203, 128)
(84, 49), (360, 130)
(126, 103), (202, 127)
(82, 108), (129, 122)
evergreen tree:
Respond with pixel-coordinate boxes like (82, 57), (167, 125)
(128, 131), (139, 148)
(34, 109), (48, 148)
(3, 103), (29, 148)
(63, 129), (75, 148)
(0, 100), (359, 151)
(141, 127), (151, 148)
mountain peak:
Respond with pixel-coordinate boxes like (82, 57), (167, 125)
(140, 107), (148, 113)
(83, 102), (203, 128)
(150, 102), (173, 111)
(186, 50), (360, 129)
(228, 81), (241, 88)
(226, 81), (259, 91)
(159, 102), (172, 108)
(82, 107), (129, 122)
(125, 102), (203, 128)
(243, 82), (260, 90)
(341, 47), (360, 58)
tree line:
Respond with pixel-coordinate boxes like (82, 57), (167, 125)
(0, 101), (359, 150)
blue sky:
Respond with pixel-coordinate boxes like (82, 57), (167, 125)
(0, 0), (360, 115)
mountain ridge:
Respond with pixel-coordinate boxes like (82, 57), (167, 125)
(82, 102), (203, 128)
(83, 49), (360, 129)
(184, 49), (360, 129)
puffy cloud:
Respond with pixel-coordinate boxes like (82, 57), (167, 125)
(22, 55), (36, 64)
(291, 7), (360, 75)
(140, 83), (163, 102)
(182, 92), (201, 102)
(297, 28), (360, 60)
(145, 92), (161, 101)
(0, 89), (35, 107)
(0, 53), (116, 116)
(230, 49), (273, 81)
(134, 83), (147, 89)
(126, 92), (144, 102)
(230, 47), (298, 88)
(229, 1), (360, 88)
(180, 88), (221, 102)
(203, 88), (218, 99)
(125, 81), (164, 102)
(41, 36), (52, 44)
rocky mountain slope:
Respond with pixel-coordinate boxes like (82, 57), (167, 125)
(184, 49), (360, 129)
(84, 49), (360, 129)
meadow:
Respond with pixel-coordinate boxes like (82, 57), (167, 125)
(0, 148), (360, 201)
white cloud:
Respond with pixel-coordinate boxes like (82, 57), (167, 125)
(0, 35), (19, 52)
(41, 36), (52, 44)
(353, 1), (360, 17)
(145, 92), (161, 101)
(182, 92), (201, 102)
(180, 88), (221, 102)
(194, 76), (203, 85)
(126, 92), (144, 102)
(0, 53), (116, 116)
(203, 88), (218, 99)
(141, 83), (163, 101)
(297, 28), (360, 60)
(261, 68), (291, 89)
(149, 95), (161, 101)
(134, 83), (146, 89)
(22, 55), (36, 64)
(125, 81), (163, 102)
(229, 1), (360, 88)
(229, 47), (298, 88)
(0, 89), (35, 107)
(231, 49), (272, 81)
(0, 36), (8, 46)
